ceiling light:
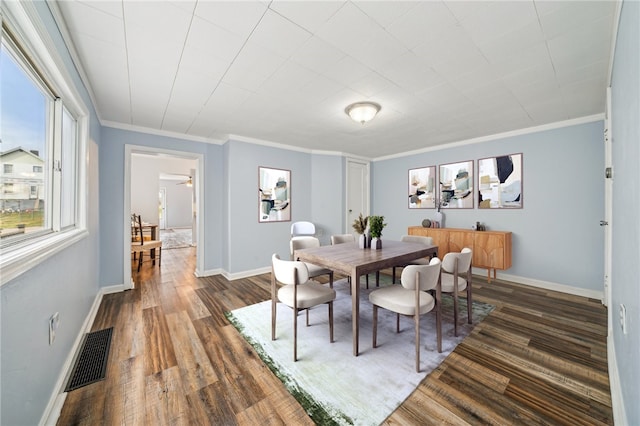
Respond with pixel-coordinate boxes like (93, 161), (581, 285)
(345, 102), (381, 124)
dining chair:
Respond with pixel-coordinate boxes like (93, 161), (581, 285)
(392, 235), (435, 283)
(440, 247), (473, 336)
(290, 236), (334, 287)
(330, 234), (378, 289)
(130, 214), (162, 272)
(369, 258), (442, 372)
(271, 254), (336, 361)
(291, 221), (316, 239)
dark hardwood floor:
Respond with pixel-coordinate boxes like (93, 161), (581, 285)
(57, 247), (612, 425)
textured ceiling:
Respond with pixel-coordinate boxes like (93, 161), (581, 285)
(54, 1), (616, 158)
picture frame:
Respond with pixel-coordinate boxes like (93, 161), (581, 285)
(408, 166), (436, 209)
(259, 166), (291, 222)
(478, 153), (523, 209)
(438, 160), (474, 209)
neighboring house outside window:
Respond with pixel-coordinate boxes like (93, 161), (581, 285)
(1, 2), (89, 285)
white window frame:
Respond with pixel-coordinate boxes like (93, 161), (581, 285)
(0, 2), (89, 286)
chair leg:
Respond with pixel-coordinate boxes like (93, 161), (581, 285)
(453, 294), (459, 337)
(372, 305), (378, 348)
(467, 283), (473, 324)
(396, 313), (401, 333)
(328, 301), (334, 343)
(414, 313), (420, 373)
(376, 271), (380, 287)
(436, 303), (442, 353)
(306, 309), (310, 326)
(293, 307), (298, 362)
(365, 274), (369, 289)
(328, 271), (334, 289)
(158, 247), (162, 268)
(137, 252), (143, 272)
(271, 298), (277, 341)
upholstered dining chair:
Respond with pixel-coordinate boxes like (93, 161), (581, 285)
(291, 221), (316, 239)
(369, 258), (442, 372)
(440, 247), (473, 336)
(290, 236), (334, 287)
(330, 234), (378, 289)
(271, 254), (336, 361)
(130, 214), (162, 272)
(392, 235), (435, 283)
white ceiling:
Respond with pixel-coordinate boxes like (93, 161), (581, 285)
(54, 1), (617, 158)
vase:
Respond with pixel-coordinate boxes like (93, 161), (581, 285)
(358, 234), (367, 249)
(371, 237), (382, 249)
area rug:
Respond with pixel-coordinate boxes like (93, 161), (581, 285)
(227, 276), (494, 426)
(160, 228), (192, 249)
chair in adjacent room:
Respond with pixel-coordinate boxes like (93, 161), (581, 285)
(392, 235), (435, 283)
(440, 247), (473, 336)
(290, 221), (316, 239)
(290, 236), (334, 287)
(130, 213), (162, 272)
(369, 258), (442, 372)
(271, 254), (336, 361)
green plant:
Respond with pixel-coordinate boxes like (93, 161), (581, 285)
(352, 213), (368, 234)
(368, 215), (386, 239)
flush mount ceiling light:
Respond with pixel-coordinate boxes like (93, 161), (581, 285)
(345, 101), (381, 124)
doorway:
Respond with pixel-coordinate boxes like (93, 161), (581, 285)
(124, 145), (204, 289)
(346, 158), (370, 235)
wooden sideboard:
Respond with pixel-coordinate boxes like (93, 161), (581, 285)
(408, 226), (512, 282)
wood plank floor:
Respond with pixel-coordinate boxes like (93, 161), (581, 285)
(57, 247), (612, 425)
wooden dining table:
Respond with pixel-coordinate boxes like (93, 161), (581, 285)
(294, 239), (438, 356)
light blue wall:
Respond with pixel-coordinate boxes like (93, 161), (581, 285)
(372, 121), (605, 291)
(0, 2), (101, 425)
(311, 154), (345, 246)
(226, 140), (305, 270)
(99, 127), (223, 284)
(610, 0), (640, 423)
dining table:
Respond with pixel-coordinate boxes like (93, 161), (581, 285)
(294, 239), (438, 356)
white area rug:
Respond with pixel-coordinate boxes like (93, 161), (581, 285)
(160, 228), (192, 249)
(227, 276), (494, 426)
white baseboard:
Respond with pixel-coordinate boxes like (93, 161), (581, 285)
(475, 268), (604, 300)
(608, 333), (627, 425)
(40, 283), (123, 425)
(223, 266), (271, 281)
(194, 267), (222, 277)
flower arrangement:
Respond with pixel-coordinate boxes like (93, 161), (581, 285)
(352, 213), (368, 234)
(368, 215), (387, 239)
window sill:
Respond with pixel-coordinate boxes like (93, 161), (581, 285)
(0, 228), (88, 286)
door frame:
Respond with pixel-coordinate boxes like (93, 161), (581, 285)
(159, 187), (166, 230)
(123, 145), (204, 289)
(345, 157), (370, 235)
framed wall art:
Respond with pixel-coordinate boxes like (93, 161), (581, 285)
(439, 160), (474, 209)
(408, 166), (436, 209)
(478, 153), (523, 208)
(259, 166), (291, 222)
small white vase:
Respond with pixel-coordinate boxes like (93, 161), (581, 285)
(371, 237), (382, 249)
(358, 234), (367, 249)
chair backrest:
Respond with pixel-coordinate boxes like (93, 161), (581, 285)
(291, 221), (315, 237)
(290, 236), (321, 256)
(401, 258), (441, 291)
(331, 234), (355, 245)
(132, 214), (144, 246)
(441, 247), (472, 274)
(272, 253), (310, 285)
(401, 235), (434, 246)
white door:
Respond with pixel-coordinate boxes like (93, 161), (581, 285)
(159, 188), (166, 230)
(346, 158), (370, 235)
(603, 87), (613, 308)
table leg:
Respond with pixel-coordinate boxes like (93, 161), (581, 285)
(351, 270), (360, 356)
(150, 227), (157, 264)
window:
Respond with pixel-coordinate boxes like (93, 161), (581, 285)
(1, 3), (88, 285)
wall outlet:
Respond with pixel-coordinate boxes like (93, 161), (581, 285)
(619, 304), (627, 335)
(49, 312), (60, 345)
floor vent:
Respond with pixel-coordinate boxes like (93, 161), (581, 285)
(65, 327), (113, 391)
